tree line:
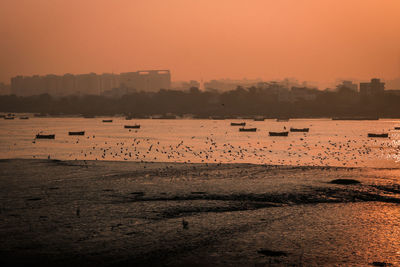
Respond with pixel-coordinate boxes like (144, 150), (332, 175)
(1, 86), (399, 118)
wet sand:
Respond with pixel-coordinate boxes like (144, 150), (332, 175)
(0, 159), (399, 266)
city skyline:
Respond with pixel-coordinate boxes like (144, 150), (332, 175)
(1, 0), (399, 87)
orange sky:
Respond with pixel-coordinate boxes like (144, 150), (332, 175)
(1, 0), (399, 87)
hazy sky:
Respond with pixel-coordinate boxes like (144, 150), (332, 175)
(1, 0), (399, 87)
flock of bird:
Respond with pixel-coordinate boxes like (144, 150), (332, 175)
(25, 119), (400, 168)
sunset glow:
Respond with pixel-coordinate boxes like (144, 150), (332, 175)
(1, 0), (399, 86)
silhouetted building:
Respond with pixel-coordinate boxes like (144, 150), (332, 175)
(337, 81), (358, 92)
(360, 78), (385, 96)
(11, 70), (169, 96)
(0, 83), (10, 95)
(171, 80), (200, 91)
(119, 70), (171, 92)
(290, 87), (318, 102)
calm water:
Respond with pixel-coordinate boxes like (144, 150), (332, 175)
(1, 116), (400, 168)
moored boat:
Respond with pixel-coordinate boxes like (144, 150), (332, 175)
(394, 127), (400, 130)
(124, 125), (140, 129)
(36, 134), (55, 139)
(368, 133), (388, 138)
(19, 116), (29, 120)
(102, 119), (113, 123)
(230, 122), (246, 126)
(4, 117), (14, 120)
(68, 131), (85, 136)
(290, 128), (309, 132)
(269, 131), (289, 136)
(239, 127), (257, 132)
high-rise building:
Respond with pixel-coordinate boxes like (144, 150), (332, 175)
(119, 70), (171, 92)
(10, 70), (171, 96)
(360, 78), (385, 96)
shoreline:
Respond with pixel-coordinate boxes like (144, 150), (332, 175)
(1, 159), (399, 266)
(2, 157), (399, 171)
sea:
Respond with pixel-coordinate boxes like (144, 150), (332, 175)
(1, 116), (400, 168)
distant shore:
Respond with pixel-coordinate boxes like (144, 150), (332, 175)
(0, 159), (399, 266)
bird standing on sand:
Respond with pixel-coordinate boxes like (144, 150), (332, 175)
(182, 219), (189, 229)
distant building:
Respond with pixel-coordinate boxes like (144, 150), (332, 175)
(336, 80), (358, 92)
(385, 90), (400, 96)
(171, 80), (200, 91)
(119, 70), (171, 92)
(204, 78), (262, 92)
(290, 87), (318, 102)
(99, 73), (120, 93)
(360, 78), (385, 96)
(0, 83), (10, 95)
(10, 70), (170, 96)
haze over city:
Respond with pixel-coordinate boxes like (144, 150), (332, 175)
(2, 1), (400, 266)
(1, 0), (400, 88)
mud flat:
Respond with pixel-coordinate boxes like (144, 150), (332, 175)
(0, 159), (399, 266)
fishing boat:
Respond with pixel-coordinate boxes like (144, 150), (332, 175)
(230, 122), (246, 126)
(36, 134), (55, 139)
(239, 128), (257, 132)
(269, 131), (289, 136)
(124, 125), (140, 129)
(368, 133), (388, 138)
(4, 117), (14, 120)
(290, 128), (309, 132)
(19, 116), (29, 120)
(68, 131), (85, 136)
(394, 127), (400, 130)
(102, 119), (113, 123)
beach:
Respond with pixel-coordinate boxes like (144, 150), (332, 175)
(1, 159), (399, 266)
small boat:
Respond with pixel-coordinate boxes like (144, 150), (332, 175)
(4, 117), (14, 120)
(269, 131), (289, 136)
(36, 134), (55, 139)
(368, 133), (388, 138)
(290, 128), (309, 132)
(19, 116), (29, 120)
(254, 118), (265, 121)
(239, 128), (257, 132)
(102, 119), (113, 123)
(124, 125), (140, 129)
(69, 131), (85, 136)
(394, 127), (400, 130)
(231, 122), (246, 126)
